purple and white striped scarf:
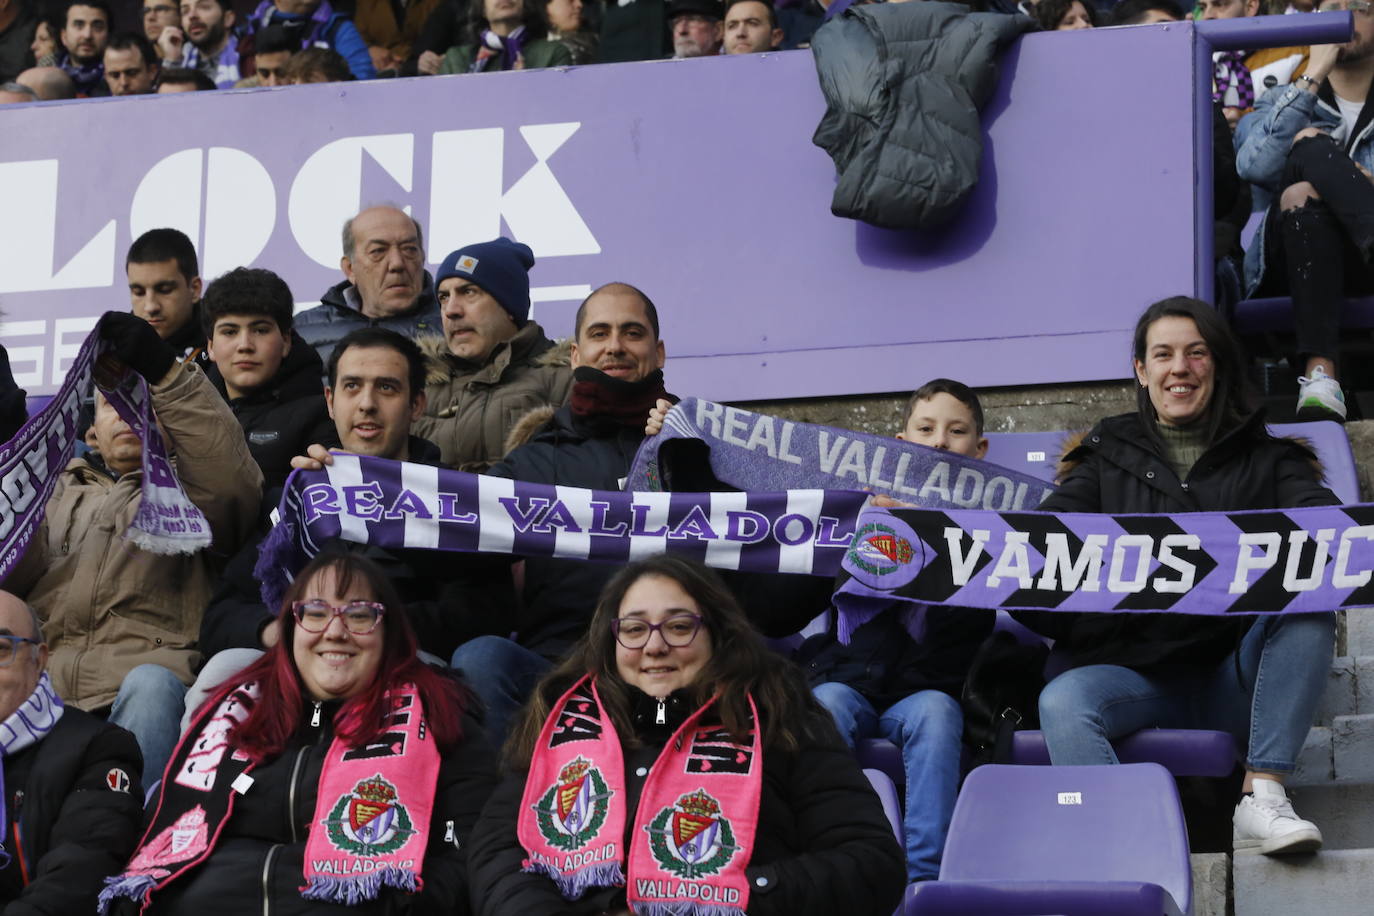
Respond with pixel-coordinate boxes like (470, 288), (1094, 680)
(255, 455), (870, 609)
(0, 317), (210, 583)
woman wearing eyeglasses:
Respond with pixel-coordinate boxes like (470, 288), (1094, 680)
(466, 555), (905, 916)
(100, 553), (497, 916)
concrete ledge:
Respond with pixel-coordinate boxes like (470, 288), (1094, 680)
(1234, 848), (1374, 916)
(1285, 783), (1374, 850)
(1316, 657), (1357, 725)
(1357, 656), (1374, 715)
(1346, 609), (1374, 659)
(1333, 714), (1374, 784)
(1291, 726), (1333, 787)
(1190, 852), (1231, 916)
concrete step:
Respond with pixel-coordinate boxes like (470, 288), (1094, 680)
(1314, 656), (1357, 725)
(1234, 848), (1374, 916)
(1342, 607), (1374, 657)
(1285, 783), (1374, 851)
(1190, 852), (1230, 916)
(1292, 714), (1374, 787)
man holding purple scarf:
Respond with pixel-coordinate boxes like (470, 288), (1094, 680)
(2, 314), (261, 783)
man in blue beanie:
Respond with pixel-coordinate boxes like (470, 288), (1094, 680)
(412, 237), (573, 471)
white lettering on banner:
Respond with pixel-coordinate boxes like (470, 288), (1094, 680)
(289, 134), (414, 268)
(428, 123), (600, 258)
(0, 159), (116, 293)
(0, 317), (98, 388)
(943, 525), (1374, 599)
(1229, 532), (1283, 594)
(132, 148), (277, 278)
(1, 122), (600, 394)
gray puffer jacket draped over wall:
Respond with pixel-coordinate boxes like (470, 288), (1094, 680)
(811, 2), (1032, 230)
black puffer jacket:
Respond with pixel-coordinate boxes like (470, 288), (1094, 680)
(1014, 411), (1339, 671)
(811, 2), (1032, 230)
(145, 699), (496, 916)
(296, 273), (442, 368)
(205, 331), (335, 492)
(0, 708), (144, 914)
(798, 604), (993, 708)
(466, 686), (907, 916)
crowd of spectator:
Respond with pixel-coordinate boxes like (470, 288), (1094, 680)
(1, 0), (1372, 911)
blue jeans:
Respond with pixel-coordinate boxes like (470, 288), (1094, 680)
(1038, 613), (1335, 773)
(109, 664), (189, 784)
(450, 636), (550, 747)
(813, 683), (962, 881)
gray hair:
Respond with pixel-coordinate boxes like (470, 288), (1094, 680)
(341, 205), (425, 260)
(23, 602), (45, 645)
(0, 81), (38, 101)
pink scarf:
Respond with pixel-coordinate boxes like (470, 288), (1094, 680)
(518, 676), (762, 916)
(100, 683), (438, 913)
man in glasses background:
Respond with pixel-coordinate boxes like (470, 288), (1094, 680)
(0, 590), (144, 913)
(1235, 0), (1374, 422)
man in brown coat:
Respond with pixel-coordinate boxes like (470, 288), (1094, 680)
(411, 237), (573, 472)
(4, 313), (261, 781)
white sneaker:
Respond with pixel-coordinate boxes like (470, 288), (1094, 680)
(1233, 779), (1323, 856)
(1295, 366), (1347, 422)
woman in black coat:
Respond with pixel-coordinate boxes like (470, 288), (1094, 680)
(466, 554), (906, 916)
(102, 553), (497, 916)
(1020, 296), (1339, 858)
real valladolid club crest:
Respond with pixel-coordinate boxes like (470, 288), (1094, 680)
(646, 789), (739, 880)
(534, 756), (612, 851)
(324, 775), (415, 856)
(848, 521), (915, 577)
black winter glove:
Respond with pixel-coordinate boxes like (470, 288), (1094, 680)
(99, 311), (177, 382)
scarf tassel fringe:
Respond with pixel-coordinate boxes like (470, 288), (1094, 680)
(98, 873), (158, 914)
(633, 904), (747, 916)
(522, 858), (625, 900)
(301, 867), (421, 904)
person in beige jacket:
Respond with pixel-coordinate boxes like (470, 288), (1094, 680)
(410, 238), (573, 472)
(4, 312), (261, 781)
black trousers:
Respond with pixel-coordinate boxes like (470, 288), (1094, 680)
(1257, 133), (1374, 361)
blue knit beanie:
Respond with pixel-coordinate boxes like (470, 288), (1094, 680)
(434, 237), (536, 325)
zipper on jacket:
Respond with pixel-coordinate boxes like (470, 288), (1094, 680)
(444, 819), (460, 852)
(655, 697), (667, 725)
(261, 843), (280, 916)
(288, 701), (326, 842)
(287, 748), (309, 844)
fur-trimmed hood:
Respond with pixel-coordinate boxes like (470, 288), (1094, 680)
(503, 404), (557, 456)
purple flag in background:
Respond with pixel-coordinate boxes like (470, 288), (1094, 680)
(0, 318), (209, 582)
(255, 455), (870, 610)
(626, 398), (1054, 509)
(836, 504), (1374, 619)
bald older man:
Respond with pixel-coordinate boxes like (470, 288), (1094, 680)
(15, 65), (75, 99)
(0, 590), (143, 912)
(294, 204), (443, 366)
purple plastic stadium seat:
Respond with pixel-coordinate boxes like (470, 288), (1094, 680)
(1010, 728), (1238, 777)
(865, 768), (904, 844)
(1233, 295), (1374, 335)
(982, 431), (1065, 485)
(1269, 421), (1360, 504)
(905, 763), (1191, 916)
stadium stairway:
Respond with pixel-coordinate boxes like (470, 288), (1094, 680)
(1183, 605), (1374, 916)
